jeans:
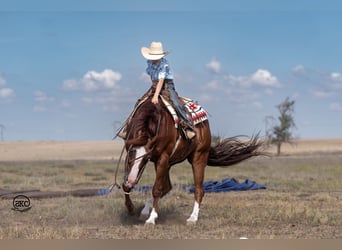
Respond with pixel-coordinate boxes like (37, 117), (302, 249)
(166, 82), (193, 128)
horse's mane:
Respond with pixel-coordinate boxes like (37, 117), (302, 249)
(125, 98), (160, 147)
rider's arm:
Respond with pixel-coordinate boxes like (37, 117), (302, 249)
(152, 78), (164, 104)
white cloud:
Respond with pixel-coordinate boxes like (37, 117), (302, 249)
(32, 91), (54, 112)
(33, 105), (47, 112)
(329, 72), (342, 90)
(292, 64), (306, 75)
(224, 69), (281, 88)
(0, 74), (6, 86)
(264, 88), (274, 96)
(61, 100), (71, 108)
(250, 69), (281, 87)
(330, 102), (342, 112)
(63, 69), (122, 92)
(206, 58), (221, 74)
(330, 72), (342, 81)
(312, 90), (333, 98)
(34, 90), (55, 102)
(251, 101), (263, 110)
(0, 74), (15, 99)
(202, 68), (281, 109)
(0, 88), (14, 98)
(206, 80), (221, 90)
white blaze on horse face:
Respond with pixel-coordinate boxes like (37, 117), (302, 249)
(127, 146), (146, 186)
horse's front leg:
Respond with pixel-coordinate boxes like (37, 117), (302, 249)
(145, 155), (172, 225)
(186, 153), (208, 224)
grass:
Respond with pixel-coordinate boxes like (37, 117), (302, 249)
(0, 153), (342, 239)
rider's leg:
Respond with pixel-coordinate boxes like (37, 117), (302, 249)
(166, 83), (195, 139)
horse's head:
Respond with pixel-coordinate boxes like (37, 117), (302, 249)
(122, 144), (151, 192)
(122, 99), (160, 192)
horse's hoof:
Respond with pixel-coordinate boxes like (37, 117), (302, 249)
(144, 221), (156, 227)
(186, 219), (197, 226)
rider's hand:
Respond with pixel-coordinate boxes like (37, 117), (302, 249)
(152, 95), (159, 104)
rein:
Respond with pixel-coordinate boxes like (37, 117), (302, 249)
(110, 101), (162, 194)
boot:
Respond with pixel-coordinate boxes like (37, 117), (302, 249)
(185, 129), (196, 140)
(179, 120), (195, 140)
(117, 131), (127, 139)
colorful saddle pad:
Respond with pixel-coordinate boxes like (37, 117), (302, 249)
(160, 96), (208, 128)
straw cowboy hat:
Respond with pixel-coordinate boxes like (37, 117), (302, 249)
(141, 41), (170, 60)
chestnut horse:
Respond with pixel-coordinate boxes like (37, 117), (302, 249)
(121, 95), (263, 225)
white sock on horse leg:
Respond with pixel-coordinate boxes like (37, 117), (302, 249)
(145, 208), (158, 225)
(187, 201), (200, 223)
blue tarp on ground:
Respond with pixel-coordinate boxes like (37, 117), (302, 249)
(96, 178), (266, 195)
(189, 178), (267, 193)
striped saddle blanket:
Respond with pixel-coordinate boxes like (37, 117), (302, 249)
(160, 96), (208, 128)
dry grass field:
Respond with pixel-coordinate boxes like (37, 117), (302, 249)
(0, 138), (341, 239)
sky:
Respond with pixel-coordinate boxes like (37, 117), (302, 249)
(1, 0), (342, 141)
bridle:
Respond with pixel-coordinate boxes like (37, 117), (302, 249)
(110, 102), (162, 193)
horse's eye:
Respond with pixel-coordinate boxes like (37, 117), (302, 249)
(128, 150), (135, 158)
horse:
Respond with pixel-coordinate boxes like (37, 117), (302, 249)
(121, 95), (263, 225)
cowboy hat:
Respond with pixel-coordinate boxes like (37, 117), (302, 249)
(141, 41), (170, 60)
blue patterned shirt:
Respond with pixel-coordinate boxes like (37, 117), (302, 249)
(146, 58), (174, 82)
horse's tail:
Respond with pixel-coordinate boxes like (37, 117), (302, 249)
(207, 135), (264, 167)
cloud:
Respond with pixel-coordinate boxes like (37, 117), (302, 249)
(330, 102), (342, 112)
(330, 72), (342, 82)
(308, 70), (342, 100)
(32, 90), (55, 112)
(63, 69), (122, 92)
(34, 90), (55, 102)
(223, 69), (281, 88)
(311, 90), (333, 98)
(206, 80), (221, 90)
(61, 69), (140, 112)
(201, 68), (281, 110)
(80, 90), (137, 112)
(264, 88), (274, 96)
(0, 88), (14, 98)
(206, 58), (221, 74)
(33, 105), (47, 112)
(292, 64), (306, 76)
(0, 74), (6, 86)
(250, 69), (281, 87)
(329, 72), (342, 90)
(0, 73), (15, 99)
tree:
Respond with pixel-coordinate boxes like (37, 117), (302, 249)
(0, 124), (5, 141)
(269, 97), (296, 156)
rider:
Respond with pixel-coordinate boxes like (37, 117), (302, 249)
(141, 41), (195, 139)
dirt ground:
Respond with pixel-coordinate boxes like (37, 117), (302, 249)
(0, 140), (123, 162)
(1, 138), (342, 162)
(0, 138), (342, 239)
